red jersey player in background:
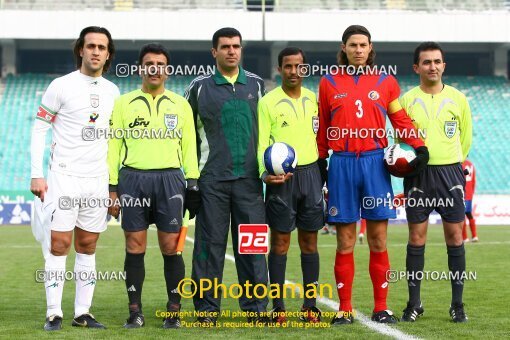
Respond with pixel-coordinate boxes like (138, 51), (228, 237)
(358, 219), (367, 244)
(316, 25), (429, 325)
(462, 158), (478, 242)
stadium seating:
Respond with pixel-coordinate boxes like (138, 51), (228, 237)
(0, 73), (508, 193)
(1, 0), (508, 11)
(1, 0), (244, 10)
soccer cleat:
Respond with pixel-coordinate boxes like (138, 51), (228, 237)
(195, 316), (217, 327)
(472, 237), (479, 242)
(44, 315), (63, 331)
(299, 305), (322, 323)
(330, 311), (354, 326)
(72, 313), (106, 329)
(371, 310), (399, 324)
(358, 233), (364, 244)
(163, 315), (181, 329)
(124, 310), (145, 329)
(401, 302), (424, 322)
(162, 303), (181, 329)
(247, 312), (270, 325)
(269, 307), (287, 324)
(320, 227), (329, 235)
(463, 238), (470, 243)
(449, 303), (468, 323)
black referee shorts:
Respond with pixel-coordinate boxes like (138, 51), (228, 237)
(404, 163), (466, 224)
(118, 167), (185, 232)
(265, 162), (325, 232)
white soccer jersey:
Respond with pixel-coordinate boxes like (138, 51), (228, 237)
(31, 70), (120, 178)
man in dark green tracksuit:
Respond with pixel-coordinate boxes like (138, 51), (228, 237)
(185, 27), (268, 324)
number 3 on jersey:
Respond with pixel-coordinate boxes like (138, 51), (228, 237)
(355, 99), (363, 118)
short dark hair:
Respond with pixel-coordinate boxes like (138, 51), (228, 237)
(212, 27), (242, 49)
(73, 26), (115, 72)
(138, 43), (170, 66)
(414, 41), (445, 65)
(278, 47), (306, 67)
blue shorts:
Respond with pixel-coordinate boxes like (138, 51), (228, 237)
(327, 149), (396, 223)
(465, 200), (472, 213)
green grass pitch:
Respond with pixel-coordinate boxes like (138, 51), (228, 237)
(1, 224), (509, 339)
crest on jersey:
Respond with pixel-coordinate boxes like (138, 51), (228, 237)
(368, 90), (380, 101)
(89, 113), (99, 123)
(444, 121), (457, 138)
(329, 206), (338, 217)
(312, 116), (319, 134)
(90, 94), (99, 108)
(165, 114), (178, 130)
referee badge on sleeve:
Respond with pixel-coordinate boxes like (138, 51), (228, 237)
(165, 114), (178, 130)
(312, 116), (319, 134)
(444, 121), (457, 138)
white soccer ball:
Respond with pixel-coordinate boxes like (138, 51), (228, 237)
(383, 143), (417, 177)
(263, 142), (298, 175)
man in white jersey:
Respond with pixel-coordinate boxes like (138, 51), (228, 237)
(30, 26), (119, 331)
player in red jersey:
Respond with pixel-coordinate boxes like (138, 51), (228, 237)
(316, 25), (429, 325)
(462, 159), (478, 242)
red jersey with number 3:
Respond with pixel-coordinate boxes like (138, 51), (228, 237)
(316, 73), (424, 158)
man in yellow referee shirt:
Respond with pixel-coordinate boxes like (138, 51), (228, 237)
(258, 47), (324, 324)
(399, 42), (472, 323)
(107, 44), (200, 329)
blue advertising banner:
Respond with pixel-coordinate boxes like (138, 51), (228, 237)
(0, 203), (32, 225)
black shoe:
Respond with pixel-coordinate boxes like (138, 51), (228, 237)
(401, 302), (424, 322)
(163, 303), (181, 329)
(371, 310), (398, 324)
(72, 313), (106, 329)
(331, 311), (354, 326)
(247, 312), (270, 326)
(299, 305), (322, 323)
(124, 310), (145, 329)
(195, 316), (217, 327)
(163, 315), (181, 329)
(449, 303), (468, 323)
(269, 307), (287, 324)
(44, 315), (63, 331)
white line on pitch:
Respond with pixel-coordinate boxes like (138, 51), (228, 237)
(176, 231), (420, 340)
(312, 291), (420, 340)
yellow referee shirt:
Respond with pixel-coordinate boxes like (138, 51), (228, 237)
(400, 84), (472, 165)
(257, 86), (319, 176)
(108, 89), (199, 186)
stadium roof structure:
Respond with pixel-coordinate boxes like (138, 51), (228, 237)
(0, 0), (509, 42)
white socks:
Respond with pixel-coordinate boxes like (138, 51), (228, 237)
(74, 253), (96, 318)
(45, 254), (67, 318)
(44, 253), (97, 318)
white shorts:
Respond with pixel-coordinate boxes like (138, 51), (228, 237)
(45, 170), (109, 233)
